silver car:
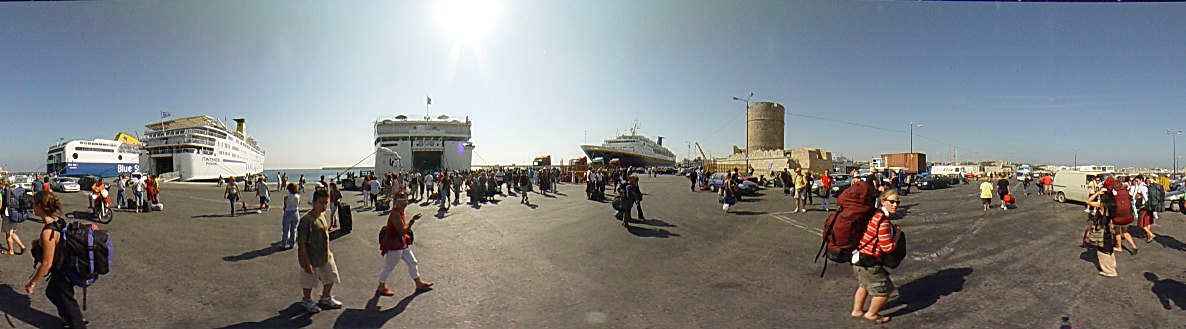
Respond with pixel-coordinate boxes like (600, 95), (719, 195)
(51, 177), (82, 193)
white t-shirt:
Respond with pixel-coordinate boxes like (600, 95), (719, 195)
(369, 180), (381, 194)
(285, 193), (299, 212)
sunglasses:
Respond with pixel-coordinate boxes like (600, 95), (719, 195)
(885, 200), (901, 205)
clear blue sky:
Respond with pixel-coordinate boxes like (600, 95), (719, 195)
(2, 1), (1185, 172)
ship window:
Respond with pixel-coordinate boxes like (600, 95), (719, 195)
(72, 153), (78, 159)
(118, 155), (123, 161)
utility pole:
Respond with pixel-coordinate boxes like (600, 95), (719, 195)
(1073, 149), (1079, 167)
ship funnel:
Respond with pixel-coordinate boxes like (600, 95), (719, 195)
(657, 136), (665, 146)
(233, 118), (246, 135)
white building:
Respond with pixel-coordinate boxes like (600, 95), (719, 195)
(373, 114), (474, 176)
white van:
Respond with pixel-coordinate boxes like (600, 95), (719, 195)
(1052, 171), (1113, 203)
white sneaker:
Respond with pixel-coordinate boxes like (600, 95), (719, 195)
(793, 208), (800, 213)
(1085, 209), (1091, 213)
(318, 296), (343, 310)
(301, 299), (322, 313)
(800, 209), (807, 213)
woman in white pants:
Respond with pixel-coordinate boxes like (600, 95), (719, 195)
(376, 189), (434, 296)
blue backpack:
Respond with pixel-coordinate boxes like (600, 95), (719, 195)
(32, 221), (112, 310)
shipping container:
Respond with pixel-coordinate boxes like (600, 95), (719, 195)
(880, 153), (927, 174)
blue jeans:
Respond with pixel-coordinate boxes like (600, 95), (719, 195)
(282, 210), (299, 246)
(134, 192), (144, 210)
(229, 195), (239, 216)
(116, 190), (126, 209)
(821, 196), (831, 210)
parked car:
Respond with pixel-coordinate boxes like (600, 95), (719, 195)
(1052, 171), (1113, 203)
(707, 172), (759, 195)
(915, 174), (950, 190)
(944, 173), (967, 185)
(812, 174), (852, 195)
(828, 176), (857, 197)
(11, 176), (34, 191)
(51, 177), (81, 193)
(1165, 185), (1185, 213)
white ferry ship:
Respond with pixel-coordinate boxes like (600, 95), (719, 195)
(580, 124), (676, 168)
(142, 116), (265, 181)
(373, 114), (474, 176)
(46, 133), (144, 178)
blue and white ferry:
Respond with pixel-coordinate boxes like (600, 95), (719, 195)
(46, 133), (144, 178)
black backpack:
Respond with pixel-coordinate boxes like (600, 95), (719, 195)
(32, 220), (112, 310)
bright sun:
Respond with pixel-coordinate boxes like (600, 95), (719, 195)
(435, 0), (500, 42)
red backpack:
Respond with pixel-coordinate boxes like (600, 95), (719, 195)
(1112, 188), (1135, 226)
(815, 178), (879, 277)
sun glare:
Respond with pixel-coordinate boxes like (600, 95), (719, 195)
(435, 0), (499, 42)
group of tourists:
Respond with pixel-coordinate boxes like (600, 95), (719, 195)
(1083, 174), (1167, 278)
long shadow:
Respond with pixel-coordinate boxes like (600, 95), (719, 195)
(1154, 235), (1186, 252)
(223, 242), (284, 262)
(214, 303), (313, 328)
(333, 290), (426, 328)
(525, 203), (539, 209)
(632, 218), (677, 228)
(1145, 272), (1186, 310)
(1078, 249), (1096, 264)
(730, 210), (768, 216)
(626, 225), (681, 238)
(884, 267), (973, 317)
(329, 229), (351, 241)
(0, 284), (62, 329)
(193, 214), (235, 218)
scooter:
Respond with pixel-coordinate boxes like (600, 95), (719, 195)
(91, 189), (114, 223)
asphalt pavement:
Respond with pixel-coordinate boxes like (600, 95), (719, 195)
(0, 176), (1184, 328)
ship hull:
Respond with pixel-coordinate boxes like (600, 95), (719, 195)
(581, 145), (676, 167)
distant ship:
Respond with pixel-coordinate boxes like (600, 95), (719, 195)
(46, 133), (144, 177)
(141, 116), (265, 181)
(580, 124), (676, 167)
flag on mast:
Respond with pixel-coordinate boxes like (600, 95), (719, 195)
(427, 96), (432, 105)
(161, 111), (172, 119)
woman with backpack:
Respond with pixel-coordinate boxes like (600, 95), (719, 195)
(1084, 184), (1118, 277)
(850, 189), (902, 325)
(1108, 178), (1139, 255)
(2, 179), (27, 256)
(25, 190), (87, 329)
(224, 177), (241, 217)
(375, 188), (433, 297)
(720, 176), (738, 213)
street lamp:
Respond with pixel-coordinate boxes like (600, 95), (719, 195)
(732, 92), (753, 168)
(909, 122), (922, 153)
(1169, 130), (1182, 175)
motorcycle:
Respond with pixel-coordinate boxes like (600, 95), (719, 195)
(91, 188), (114, 223)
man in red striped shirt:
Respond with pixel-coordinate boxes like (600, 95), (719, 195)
(850, 189), (900, 325)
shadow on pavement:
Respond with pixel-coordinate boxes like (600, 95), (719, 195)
(214, 303), (313, 328)
(1145, 272), (1186, 310)
(884, 267), (973, 317)
(192, 213), (235, 218)
(729, 211), (768, 216)
(1154, 235), (1186, 252)
(626, 225), (680, 238)
(334, 290), (426, 328)
(0, 284), (62, 329)
(633, 218), (677, 228)
(329, 229), (351, 241)
(223, 243), (284, 262)
(1078, 249), (1095, 264)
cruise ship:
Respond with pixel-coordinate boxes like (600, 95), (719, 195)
(373, 114), (474, 176)
(142, 116), (265, 181)
(580, 124), (676, 168)
(46, 133), (144, 177)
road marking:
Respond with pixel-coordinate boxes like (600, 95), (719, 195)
(769, 214), (823, 235)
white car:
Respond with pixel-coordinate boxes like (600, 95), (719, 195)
(11, 176), (34, 191)
(51, 177), (81, 193)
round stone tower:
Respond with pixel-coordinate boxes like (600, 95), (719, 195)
(747, 102), (785, 152)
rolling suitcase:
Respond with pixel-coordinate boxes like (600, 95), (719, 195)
(151, 203), (164, 211)
(338, 204), (353, 232)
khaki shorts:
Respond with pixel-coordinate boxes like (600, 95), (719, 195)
(853, 264), (895, 296)
(300, 258), (341, 289)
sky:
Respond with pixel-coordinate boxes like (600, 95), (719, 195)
(2, 0), (1186, 172)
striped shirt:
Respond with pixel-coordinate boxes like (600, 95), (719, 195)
(858, 210), (896, 259)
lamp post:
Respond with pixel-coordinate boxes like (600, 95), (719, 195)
(1169, 130), (1182, 175)
(908, 122), (922, 153)
(732, 92), (753, 168)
